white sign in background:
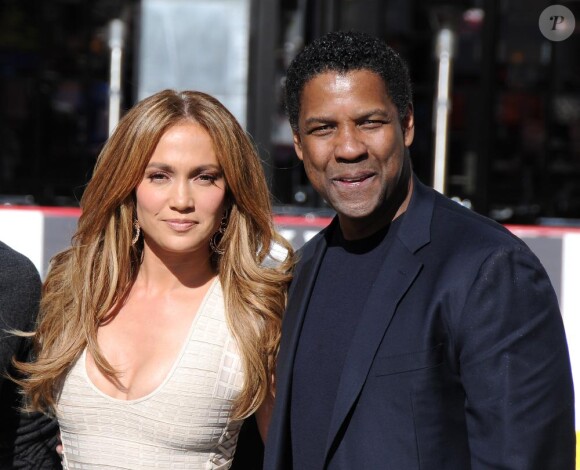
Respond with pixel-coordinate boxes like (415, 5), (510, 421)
(137, 0), (250, 128)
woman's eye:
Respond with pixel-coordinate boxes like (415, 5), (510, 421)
(148, 172), (168, 181)
(198, 174), (218, 183)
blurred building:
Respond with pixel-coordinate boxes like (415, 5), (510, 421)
(1, 0), (579, 225)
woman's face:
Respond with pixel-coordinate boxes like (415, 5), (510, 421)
(135, 122), (227, 259)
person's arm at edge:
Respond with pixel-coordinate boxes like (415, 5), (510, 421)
(458, 245), (575, 468)
(2, 246), (61, 469)
(255, 390), (274, 443)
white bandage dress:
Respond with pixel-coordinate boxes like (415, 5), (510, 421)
(56, 279), (245, 469)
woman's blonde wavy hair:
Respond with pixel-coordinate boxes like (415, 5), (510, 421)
(16, 89), (295, 419)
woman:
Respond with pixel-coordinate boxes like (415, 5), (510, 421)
(15, 90), (294, 469)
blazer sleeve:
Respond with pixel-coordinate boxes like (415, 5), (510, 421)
(455, 244), (575, 469)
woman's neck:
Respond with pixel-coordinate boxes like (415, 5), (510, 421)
(136, 247), (216, 294)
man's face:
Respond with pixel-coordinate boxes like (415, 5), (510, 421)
(293, 69), (414, 240)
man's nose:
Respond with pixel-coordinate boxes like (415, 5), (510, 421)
(334, 126), (367, 162)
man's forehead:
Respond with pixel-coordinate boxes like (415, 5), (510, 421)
(299, 70), (391, 104)
(301, 69), (387, 95)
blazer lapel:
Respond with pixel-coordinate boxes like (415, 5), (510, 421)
(323, 176), (435, 464)
(323, 241), (423, 462)
(265, 227), (329, 469)
(276, 234), (327, 397)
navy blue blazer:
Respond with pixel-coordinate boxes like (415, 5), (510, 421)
(264, 176), (575, 469)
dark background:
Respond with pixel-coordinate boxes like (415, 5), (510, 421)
(1, 0), (579, 225)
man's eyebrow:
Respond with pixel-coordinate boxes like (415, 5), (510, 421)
(303, 116), (335, 126)
(303, 109), (392, 126)
(356, 109), (391, 119)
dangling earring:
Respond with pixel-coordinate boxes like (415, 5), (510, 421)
(131, 220), (141, 246)
(210, 210), (229, 255)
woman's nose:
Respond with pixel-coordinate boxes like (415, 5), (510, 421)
(169, 180), (194, 210)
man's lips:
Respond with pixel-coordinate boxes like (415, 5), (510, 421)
(332, 172), (375, 185)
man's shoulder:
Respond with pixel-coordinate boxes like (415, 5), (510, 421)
(405, 183), (530, 266)
(429, 190), (522, 247)
(0, 242), (40, 278)
(0, 241), (41, 301)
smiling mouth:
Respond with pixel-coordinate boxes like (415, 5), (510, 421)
(333, 173), (375, 185)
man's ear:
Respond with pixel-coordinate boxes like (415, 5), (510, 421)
(293, 131), (304, 161)
(402, 104), (415, 147)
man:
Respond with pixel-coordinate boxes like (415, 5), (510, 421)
(0, 241), (60, 469)
(264, 31), (575, 469)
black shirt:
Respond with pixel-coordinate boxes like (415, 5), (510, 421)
(290, 217), (403, 469)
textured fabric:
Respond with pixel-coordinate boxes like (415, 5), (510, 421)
(57, 279), (245, 469)
(0, 241), (61, 469)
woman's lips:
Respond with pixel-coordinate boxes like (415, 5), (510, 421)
(165, 219), (195, 232)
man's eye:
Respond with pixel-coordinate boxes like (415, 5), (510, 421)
(310, 125), (332, 135)
(361, 120), (383, 128)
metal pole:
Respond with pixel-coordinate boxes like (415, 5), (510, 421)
(108, 19), (125, 136)
(475, 0), (499, 215)
(246, 0), (279, 188)
(432, 27), (455, 194)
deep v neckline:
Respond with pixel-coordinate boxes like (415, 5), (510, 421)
(81, 277), (219, 403)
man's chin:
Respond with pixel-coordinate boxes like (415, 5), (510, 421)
(331, 200), (378, 220)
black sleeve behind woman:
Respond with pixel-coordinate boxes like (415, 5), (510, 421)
(0, 241), (61, 469)
(230, 414), (264, 469)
